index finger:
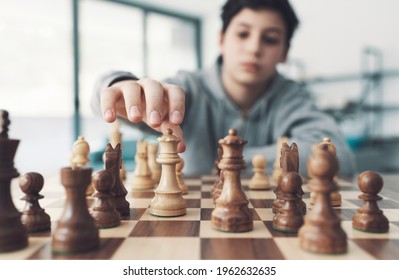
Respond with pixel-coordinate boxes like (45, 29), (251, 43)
(101, 86), (124, 122)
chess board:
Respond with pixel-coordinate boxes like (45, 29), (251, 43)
(2, 174), (399, 260)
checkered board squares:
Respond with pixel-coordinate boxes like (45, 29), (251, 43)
(2, 174), (399, 260)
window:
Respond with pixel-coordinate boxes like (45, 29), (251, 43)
(79, 0), (144, 118)
(79, 0), (202, 153)
(0, 0), (73, 173)
(0, 0), (201, 174)
(0, 0), (72, 117)
(147, 12), (198, 80)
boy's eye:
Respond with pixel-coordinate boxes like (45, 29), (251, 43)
(262, 36), (279, 44)
(237, 31), (249, 38)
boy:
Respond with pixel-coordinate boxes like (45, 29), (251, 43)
(92, 0), (355, 178)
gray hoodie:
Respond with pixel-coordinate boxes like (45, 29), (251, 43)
(92, 59), (356, 179)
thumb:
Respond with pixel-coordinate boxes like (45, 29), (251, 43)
(174, 126), (186, 153)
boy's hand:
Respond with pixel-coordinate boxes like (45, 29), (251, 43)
(100, 78), (186, 152)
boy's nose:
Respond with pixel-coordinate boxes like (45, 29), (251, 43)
(245, 36), (262, 55)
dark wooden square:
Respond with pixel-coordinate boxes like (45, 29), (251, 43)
(186, 199), (201, 208)
(201, 208), (213, 220)
(124, 208), (147, 220)
(201, 238), (284, 260)
(130, 221), (200, 237)
(28, 238), (125, 260)
(250, 199), (274, 208)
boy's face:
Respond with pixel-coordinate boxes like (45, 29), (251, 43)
(220, 8), (288, 86)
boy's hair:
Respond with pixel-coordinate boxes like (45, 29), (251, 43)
(221, 0), (299, 48)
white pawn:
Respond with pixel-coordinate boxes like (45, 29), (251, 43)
(148, 143), (161, 184)
(70, 136), (90, 168)
(130, 140), (154, 190)
(70, 136), (94, 195)
(176, 158), (188, 194)
(248, 155), (270, 190)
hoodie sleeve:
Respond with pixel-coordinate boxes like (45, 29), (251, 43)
(245, 84), (356, 180)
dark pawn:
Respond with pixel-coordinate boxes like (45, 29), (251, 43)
(273, 172), (304, 233)
(52, 166), (99, 254)
(298, 144), (347, 254)
(272, 143), (299, 214)
(19, 172), (51, 233)
(90, 170), (121, 229)
(352, 171), (389, 233)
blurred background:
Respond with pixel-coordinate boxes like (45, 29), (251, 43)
(1, 0), (399, 175)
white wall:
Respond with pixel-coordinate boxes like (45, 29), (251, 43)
(289, 0), (399, 76)
(288, 0), (399, 138)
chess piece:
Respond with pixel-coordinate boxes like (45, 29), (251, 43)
(212, 171), (224, 203)
(213, 143), (223, 175)
(90, 170), (121, 228)
(105, 143), (130, 217)
(211, 144), (223, 202)
(148, 143), (161, 184)
(0, 110), (28, 252)
(52, 166), (99, 253)
(272, 172), (304, 233)
(211, 129), (253, 232)
(130, 140), (154, 190)
(70, 136), (94, 196)
(310, 137), (341, 206)
(19, 172), (51, 233)
(150, 128), (186, 217)
(176, 158), (188, 194)
(272, 142), (299, 214)
(298, 184), (307, 215)
(70, 136), (90, 168)
(109, 120), (126, 181)
(272, 136), (289, 185)
(298, 144), (347, 254)
(352, 171), (389, 233)
(248, 154), (270, 190)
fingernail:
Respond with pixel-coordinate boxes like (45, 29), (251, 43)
(171, 111), (182, 124)
(149, 111), (162, 125)
(129, 106), (141, 118)
(104, 109), (114, 119)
